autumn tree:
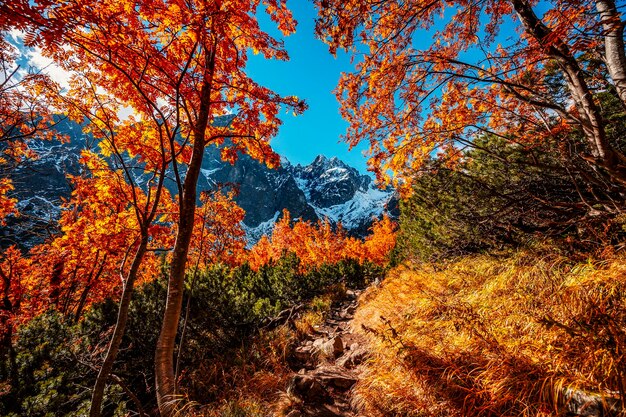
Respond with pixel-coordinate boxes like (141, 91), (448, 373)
(0, 246), (29, 386)
(16, 1), (305, 415)
(363, 215), (397, 265)
(189, 189), (246, 269)
(5, 20), (175, 417)
(0, 151), (170, 403)
(248, 234), (273, 270)
(1, 2), (182, 410)
(293, 218), (350, 266)
(248, 210), (397, 270)
(62, 102), (173, 417)
(314, 0), (626, 199)
(0, 3), (66, 223)
(29, 154), (169, 322)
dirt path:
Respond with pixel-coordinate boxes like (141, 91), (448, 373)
(280, 290), (369, 417)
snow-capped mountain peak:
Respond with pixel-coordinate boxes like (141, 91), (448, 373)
(2, 119), (398, 248)
(193, 150), (398, 241)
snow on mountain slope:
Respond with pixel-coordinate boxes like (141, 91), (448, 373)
(1, 119), (397, 248)
(240, 155), (397, 241)
(241, 211), (281, 245)
(312, 186), (392, 227)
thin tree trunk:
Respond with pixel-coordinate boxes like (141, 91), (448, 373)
(596, 0), (626, 108)
(155, 43), (217, 417)
(88, 237), (148, 417)
(59, 273), (78, 316)
(73, 284), (92, 323)
(174, 203), (208, 393)
(511, 0), (626, 183)
(154, 163), (201, 416)
(48, 258), (64, 308)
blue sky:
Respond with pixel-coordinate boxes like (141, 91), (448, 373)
(9, 3), (369, 170)
(247, 2), (370, 172)
(247, 2), (527, 174)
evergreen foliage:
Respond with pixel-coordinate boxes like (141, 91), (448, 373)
(0, 257), (383, 416)
(399, 129), (626, 261)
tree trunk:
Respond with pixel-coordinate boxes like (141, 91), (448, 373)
(48, 259), (64, 309)
(88, 238), (148, 417)
(596, 0), (626, 108)
(155, 44), (217, 417)
(73, 283), (92, 323)
(153, 158), (201, 416)
(511, 0), (626, 184)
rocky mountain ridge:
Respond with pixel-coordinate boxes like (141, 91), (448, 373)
(198, 148), (398, 242)
(1, 120), (397, 248)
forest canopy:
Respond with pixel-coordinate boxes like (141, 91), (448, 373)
(1, 0), (626, 416)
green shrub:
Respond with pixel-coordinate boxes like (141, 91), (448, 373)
(0, 253), (383, 415)
(0, 311), (127, 417)
(399, 132), (626, 261)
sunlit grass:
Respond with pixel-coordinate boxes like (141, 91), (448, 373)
(352, 247), (626, 416)
(190, 290), (337, 416)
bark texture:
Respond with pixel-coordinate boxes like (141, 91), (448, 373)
(154, 44), (217, 417)
(511, 0), (626, 184)
(597, 0), (626, 107)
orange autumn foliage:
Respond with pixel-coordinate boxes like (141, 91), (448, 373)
(0, 152), (174, 338)
(363, 215), (397, 265)
(0, 246), (31, 338)
(0, 178), (16, 225)
(0, 160), (249, 342)
(248, 209), (396, 270)
(188, 189), (247, 269)
(314, 0), (626, 192)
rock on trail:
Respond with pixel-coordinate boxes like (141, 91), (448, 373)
(280, 290), (369, 417)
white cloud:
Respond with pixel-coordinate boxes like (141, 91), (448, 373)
(26, 47), (72, 90)
(118, 105), (135, 121)
(8, 28), (25, 44)
(2, 31), (73, 91)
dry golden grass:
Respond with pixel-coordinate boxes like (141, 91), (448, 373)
(190, 294), (337, 417)
(352, 247), (626, 416)
(185, 325), (296, 417)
